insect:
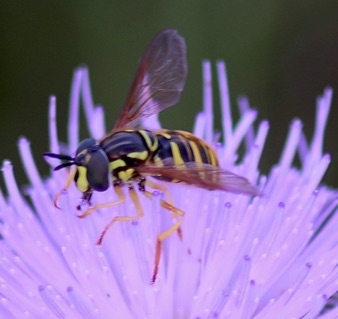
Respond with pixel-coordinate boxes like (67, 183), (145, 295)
(44, 29), (258, 283)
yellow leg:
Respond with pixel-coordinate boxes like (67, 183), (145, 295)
(74, 178), (185, 284)
(152, 240), (162, 284)
(145, 180), (184, 223)
(145, 180), (185, 283)
(145, 179), (174, 205)
(150, 198), (185, 283)
(54, 167), (77, 209)
(78, 186), (144, 246)
(157, 199), (184, 240)
(78, 185), (125, 219)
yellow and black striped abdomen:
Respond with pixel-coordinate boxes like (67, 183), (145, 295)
(152, 130), (218, 182)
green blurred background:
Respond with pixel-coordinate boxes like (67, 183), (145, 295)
(1, 1), (337, 192)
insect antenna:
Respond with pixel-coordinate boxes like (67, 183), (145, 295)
(44, 152), (76, 171)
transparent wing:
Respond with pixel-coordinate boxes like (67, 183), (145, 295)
(114, 29), (187, 130)
(137, 159), (259, 196)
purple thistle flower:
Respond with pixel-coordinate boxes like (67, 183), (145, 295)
(1, 61), (337, 318)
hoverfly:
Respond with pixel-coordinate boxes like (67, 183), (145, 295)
(44, 29), (258, 283)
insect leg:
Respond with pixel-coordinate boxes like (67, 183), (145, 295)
(145, 180), (185, 283)
(145, 179), (182, 223)
(77, 185), (124, 219)
(54, 167), (77, 209)
(95, 186), (144, 246)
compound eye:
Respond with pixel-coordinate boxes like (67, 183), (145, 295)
(87, 149), (110, 192)
(76, 138), (97, 155)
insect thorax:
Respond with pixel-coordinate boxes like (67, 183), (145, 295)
(100, 130), (158, 184)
